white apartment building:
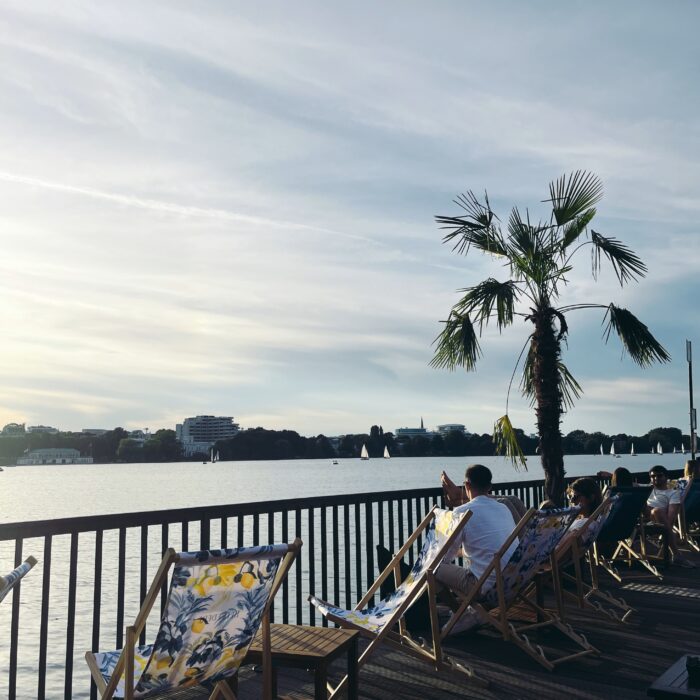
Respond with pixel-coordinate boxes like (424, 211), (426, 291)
(436, 424), (467, 436)
(176, 415), (240, 456)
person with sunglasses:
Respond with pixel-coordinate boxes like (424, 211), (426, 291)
(646, 465), (694, 568)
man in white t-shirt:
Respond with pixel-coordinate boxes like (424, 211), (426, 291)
(646, 465), (693, 568)
(436, 464), (519, 595)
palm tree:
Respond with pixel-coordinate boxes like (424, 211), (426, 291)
(431, 171), (670, 504)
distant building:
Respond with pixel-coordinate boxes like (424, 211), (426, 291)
(82, 428), (109, 436)
(395, 417), (433, 439)
(176, 415), (240, 456)
(128, 429), (151, 445)
(17, 448), (93, 465)
(2, 422), (26, 436)
(436, 424), (467, 436)
(26, 425), (59, 434)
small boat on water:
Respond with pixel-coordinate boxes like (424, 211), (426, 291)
(599, 444), (604, 456)
(610, 443), (620, 458)
(657, 442), (663, 455)
(384, 446), (391, 459)
(332, 459), (338, 465)
(630, 443), (637, 456)
(360, 444), (369, 460)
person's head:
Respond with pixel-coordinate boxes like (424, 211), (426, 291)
(611, 467), (633, 488)
(684, 459), (700, 480)
(569, 477), (603, 516)
(649, 464), (668, 489)
(464, 463), (492, 498)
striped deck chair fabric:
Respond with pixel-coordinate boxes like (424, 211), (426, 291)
(87, 543), (299, 699)
(0, 556), (37, 604)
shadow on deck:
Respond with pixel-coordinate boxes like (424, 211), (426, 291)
(178, 554), (700, 700)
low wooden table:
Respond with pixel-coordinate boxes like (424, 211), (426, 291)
(246, 624), (359, 700)
(648, 656), (700, 698)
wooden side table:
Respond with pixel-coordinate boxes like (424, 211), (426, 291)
(648, 656), (700, 698)
(246, 624), (360, 700)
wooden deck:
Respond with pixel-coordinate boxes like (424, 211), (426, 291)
(182, 550), (700, 700)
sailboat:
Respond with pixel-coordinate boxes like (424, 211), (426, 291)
(215, 450), (220, 462)
(630, 442), (637, 457)
(384, 446), (391, 459)
(610, 443), (620, 459)
(360, 444), (369, 460)
(599, 444), (604, 456)
(682, 443), (687, 455)
(657, 442), (663, 455)
(673, 447), (677, 454)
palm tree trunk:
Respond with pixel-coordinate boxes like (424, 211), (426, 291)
(531, 307), (566, 505)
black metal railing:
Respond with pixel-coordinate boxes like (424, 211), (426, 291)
(0, 470), (663, 700)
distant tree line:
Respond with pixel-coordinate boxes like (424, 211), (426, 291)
(0, 424), (692, 464)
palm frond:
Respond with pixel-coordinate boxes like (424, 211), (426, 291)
(547, 171), (604, 226)
(602, 304), (671, 367)
(436, 191), (508, 257)
(430, 312), (481, 371)
(561, 207), (596, 249)
(452, 278), (519, 332)
(493, 414), (527, 470)
(591, 230), (647, 285)
(507, 207), (538, 257)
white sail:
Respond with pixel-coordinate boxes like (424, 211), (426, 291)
(384, 446), (390, 459)
(210, 448), (215, 462)
(216, 451), (220, 462)
(657, 442), (663, 455)
(673, 447), (677, 454)
(610, 443), (616, 456)
(360, 444), (369, 460)
(682, 443), (686, 454)
(599, 444), (604, 456)
(630, 442), (636, 456)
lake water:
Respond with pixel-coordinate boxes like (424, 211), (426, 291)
(0, 452), (689, 523)
(0, 453), (690, 699)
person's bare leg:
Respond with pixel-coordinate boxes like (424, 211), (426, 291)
(441, 471), (465, 507)
(667, 503), (682, 556)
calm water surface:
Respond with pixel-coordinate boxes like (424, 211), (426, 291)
(0, 453), (690, 698)
(0, 453), (689, 523)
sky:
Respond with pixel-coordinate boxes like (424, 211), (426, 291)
(0, 1), (698, 438)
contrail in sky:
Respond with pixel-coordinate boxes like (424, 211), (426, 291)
(0, 170), (387, 247)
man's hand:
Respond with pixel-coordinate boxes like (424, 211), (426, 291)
(441, 471), (465, 507)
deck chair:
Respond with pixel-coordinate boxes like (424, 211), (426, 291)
(86, 541), (301, 700)
(545, 496), (634, 623)
(674, 478), (700, 552)
(309, 506), (486, 697)
(594, 486), (662, 581)
(0, 556), (38, 604)
(441, 506), (599, 671)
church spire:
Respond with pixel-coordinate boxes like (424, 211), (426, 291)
(420, 416), (424, 430)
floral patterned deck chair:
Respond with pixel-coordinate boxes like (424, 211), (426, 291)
(675, 478), (700, 552)
(0, 556), (37, 604)
(86, 541), (301, 700)
(441, 506), (599, 671)
(546, 496), (634, 623)
(310, 506), (487, 697)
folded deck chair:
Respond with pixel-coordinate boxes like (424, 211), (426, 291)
(594, 486), (662, 581)
(544, 496), (634, 623)
(309, 506), (486, 696)
(675, 478), (700, 552)
(0, 556), (38, 604)
(86, 541), (301, 700)
(441, 506), (599, 671)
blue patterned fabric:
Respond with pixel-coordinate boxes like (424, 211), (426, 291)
(483, 507), (579, 608)
(579, 496), (618, 549)
(93, 544), (288, 698)
(311, 508), (469, 634)
(0, 558), (36, 604)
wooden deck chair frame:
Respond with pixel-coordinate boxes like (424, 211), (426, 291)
(441, 508), (599, 672)
(592, 487), (663, 582)
(0, 555), (38, 604)
(86, 540), (301, 700)
(674, 479), (700, 552)
(310, 505), (488, 698)
(540, 498), (633, 623)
